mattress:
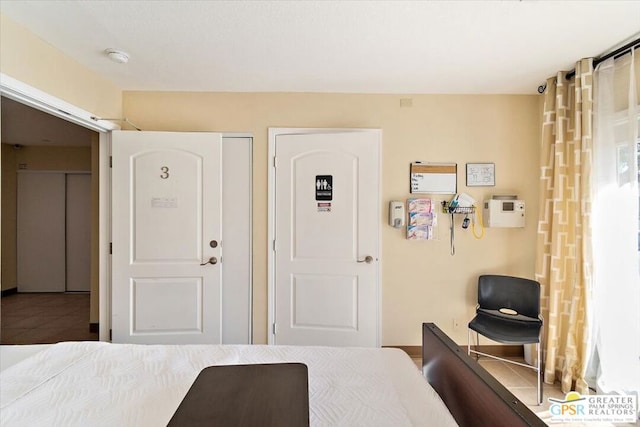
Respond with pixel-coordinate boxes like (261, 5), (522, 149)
(0, 342), (458, 427)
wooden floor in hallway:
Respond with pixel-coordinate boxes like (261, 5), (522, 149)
(1, 293), (97, 344)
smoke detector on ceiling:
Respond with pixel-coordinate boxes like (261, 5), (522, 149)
(105, 48), (130, 64)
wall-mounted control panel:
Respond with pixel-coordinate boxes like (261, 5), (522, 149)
(483, 197), (525, 228)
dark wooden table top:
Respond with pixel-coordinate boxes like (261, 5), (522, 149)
(168, 363), (310, 427)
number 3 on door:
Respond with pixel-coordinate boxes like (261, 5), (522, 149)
(160, 166), (170, 179)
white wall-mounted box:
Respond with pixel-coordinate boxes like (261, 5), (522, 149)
(483, 199), (525, 228)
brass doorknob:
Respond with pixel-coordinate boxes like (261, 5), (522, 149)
(357, 256), (374, 264)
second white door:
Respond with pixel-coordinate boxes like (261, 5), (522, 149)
(272, 129), (381, 347)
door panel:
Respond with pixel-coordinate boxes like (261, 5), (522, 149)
(112, 131), (222, 344)
(274, 130), (380, 347)
(66, 174), (91, 292)
(292, 152), (357, 260)
(17, 172), (66, 292)
(132, 278), (203, 333)
(132, 150), (202, 262)
(292, 274), (358, 330)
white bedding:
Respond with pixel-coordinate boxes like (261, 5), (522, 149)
(0, 342), (458, 427)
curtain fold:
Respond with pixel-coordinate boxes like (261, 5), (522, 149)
(535, 58), (594, 394)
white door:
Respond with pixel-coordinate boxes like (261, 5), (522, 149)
(17, 172), (66, 292)
(221, 136), (253, 344)
(66, 174), (91, 292)
(111, 131), (222, 344)
(272, 130), (381, 347)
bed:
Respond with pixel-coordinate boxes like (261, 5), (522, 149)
(422, 323), (546, 427)
(0, 323), (544, 427)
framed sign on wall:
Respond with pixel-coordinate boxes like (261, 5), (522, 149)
(466, 163), (495, 187)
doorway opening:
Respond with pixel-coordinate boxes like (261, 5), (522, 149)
(1, 96), (98, 344)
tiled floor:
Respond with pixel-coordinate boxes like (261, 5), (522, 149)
(476, 357), (637, 426)
(1, 293), (98, 344)
(412, 356), (637, 427)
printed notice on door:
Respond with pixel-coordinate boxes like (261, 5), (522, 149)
(151, 197), (178, 208)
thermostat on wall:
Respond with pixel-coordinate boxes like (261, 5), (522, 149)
(483, 196), (525, 228)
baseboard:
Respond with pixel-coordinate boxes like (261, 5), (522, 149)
(1, 287), (18, 297)
(390, 344), (523, 359)
(89, 323), (99, 333)
(471, 345), (524, 358)
(387, 345), (422, 358)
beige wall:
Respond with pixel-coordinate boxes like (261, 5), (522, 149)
(0, 14), (122, 119)
(123, 92), (541, 345)
(1, 144), (17, 291)
(13, 146), (91, 171)
(1, 145), (92, 293)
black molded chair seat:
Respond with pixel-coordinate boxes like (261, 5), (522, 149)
(467, 274), (544, 405)
(468, 311), (542, 344)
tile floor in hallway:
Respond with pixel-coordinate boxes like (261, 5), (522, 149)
(1, 292), (97, 344)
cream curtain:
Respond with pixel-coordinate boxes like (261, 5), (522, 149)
(535, 58), (594, 394)
(590, 50), (640, 394)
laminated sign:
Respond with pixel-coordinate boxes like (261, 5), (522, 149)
(315, 175), (333, 201)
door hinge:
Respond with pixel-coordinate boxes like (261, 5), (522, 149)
(272, 240), (276, 251)
(273, 156), (277, 168)
(109, 156), (112, 168)
(272, 323), (277, 335)
(109, 242), (112, 254)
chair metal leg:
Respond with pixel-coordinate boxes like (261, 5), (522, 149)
(537, 341), (543, 405)
(467, 330), (480, 361)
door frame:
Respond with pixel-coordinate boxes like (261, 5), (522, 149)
(267, 128), (382, 345)
(1, 73), (118, 341)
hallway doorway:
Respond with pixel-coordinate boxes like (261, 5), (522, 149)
(1, 96), (97, 344)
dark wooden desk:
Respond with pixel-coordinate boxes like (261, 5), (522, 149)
(168, 363), (309, 427)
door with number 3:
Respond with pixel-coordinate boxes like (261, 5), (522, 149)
(112, 131), (222, 344)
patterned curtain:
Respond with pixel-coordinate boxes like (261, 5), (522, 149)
(535, 58), (594, 394)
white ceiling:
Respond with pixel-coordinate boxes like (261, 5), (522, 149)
(2, 1), (639, 95)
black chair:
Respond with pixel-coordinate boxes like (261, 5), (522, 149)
(467, 275), (543, 405)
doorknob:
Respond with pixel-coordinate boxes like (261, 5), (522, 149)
(357, 256), (374, 264)
(200, 257), (218, 266)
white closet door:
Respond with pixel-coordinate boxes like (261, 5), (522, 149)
(17, 172), (66, 292)
(222, 136), (252, 344)
(66, 174), (91, 292)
